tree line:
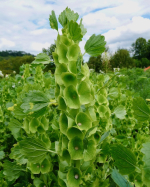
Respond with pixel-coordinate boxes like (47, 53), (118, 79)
(0, 37), (150, 75)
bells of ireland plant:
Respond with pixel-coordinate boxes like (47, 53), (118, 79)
(49, 7), (106, 186)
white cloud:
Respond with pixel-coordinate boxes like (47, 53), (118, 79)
(0, 0), (150, 61)
(0, 38), (15, 49)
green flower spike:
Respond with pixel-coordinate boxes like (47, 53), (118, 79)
(83, 139), (96, 161)
(64, 85), (80, 109)
(68, 137), (83, 160)
(76, 112), (92, 131)
(67, 168), (82, 187)
(41, 116), (49, 130)
(57, 43), (68, 64)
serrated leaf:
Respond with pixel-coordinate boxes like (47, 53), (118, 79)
(32, 53), (51, 65)
(114, 105), (126, 119)
(68, 21), (83, 42)
(19, 137), (51, 163)
(111, 168), (134, 187)
(49, 10), (58, 31)
(110, 144), (137, 175)
(84, 34), (106, 56)
(133, 97), (150, 121)
(65, 7), (79, 22)
(58, 9), (67, 27)
(8, 119), (22, 139)
(3, 160), (25, 181)
(79, 18), (87, 36)
(99, 131), (110, 143)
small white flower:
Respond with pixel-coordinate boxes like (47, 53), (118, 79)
(101, 52), (111, 62)
(13, 71), (16, 74)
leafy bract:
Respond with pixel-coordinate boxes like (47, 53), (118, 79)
(68, 21), (83, 42)
(133, 97), (150, 121)
(19, 137), (51, 163)
(114, 105), (126, 119)
(32, 53), (51, 65)
(79, 18), (87, 36)
(110, 144), (137, 175)
(49, 10), (58, 31)
(111, 168), (134, 187)
(3, 160), (25, 181)
(109, 87), (119, 99)
(84, 34), (106, 56)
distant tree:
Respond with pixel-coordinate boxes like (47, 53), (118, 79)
(146, 39), (150, 60)
(110, 48), (134, 69)
(42, 44), (56, 73)
(87, 55), (102, 73)
(0, 55), (34, 75)
(0, 50), (34, 57)
(131, 37), (147, 60)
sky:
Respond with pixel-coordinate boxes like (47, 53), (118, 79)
(0, 0), (150, 62)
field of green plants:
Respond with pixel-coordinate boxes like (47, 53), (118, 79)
(0, 7), (150, 187)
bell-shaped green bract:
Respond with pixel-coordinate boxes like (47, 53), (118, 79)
(52, 52), (59, 65)
(100, 88), (107, 96)
(29, 118), (40, 133)
(59, 113), (68, 135)
(76, 112), (92, 131)
(93, 131), (101, 143)
(67, 127), (84, 140)
(55, 84), (60, 99)
(97, 94), (108, 105)
(83, 139), (96, 161)
(58, 96), (67, 111)
(97, 105), (109, 118)
(59, 160), (69, 172)
(30, 162), (41, 174)
(78, 81), (92, 105)
(61, 149), (71, 164)
(55, 63), (68, 85)
(41, 116), (49, 130)
(68, 61), (77, 74)
(68, 137), (83, 160)
(85, 107), (97, 121)
(40, 134), (51, 149)
(61, 72), (77, 87)
(57, 43), (68, 64)
(40, 158), (51, 174)
(60, 35), (72, 47)
(37, 124), (45, 134)
(67, 168), (82, 187)
(67, 44), (80, 61)
(64, 85), (80, 109)
(67, 117), (76, 128)
(62, 135), (69, 150)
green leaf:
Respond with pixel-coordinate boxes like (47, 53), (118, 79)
(8, 119), (22, 139)
(110, 144), (137, 175)
(68, 21), (83, 42)
(0, 151), (5, 160)
(49, 10), (58, 31)
(65, 7), (79, 22)
(79, 18), (87, 36)
(3, 160), (25, 181)
(141, 142), (150, 185)
(32, 53), (51, 64)
(9, 144), (27, 164)
(84, 34), (106, 56)
(99, 131), (110, 143)
(19, 137), (51, 163)
(133, 97), (150, 121)
(108, 87), (119, 99)
(58, 9), (67, 27)
(111, 168), (134, 187)
(114, 105), (126, 119)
